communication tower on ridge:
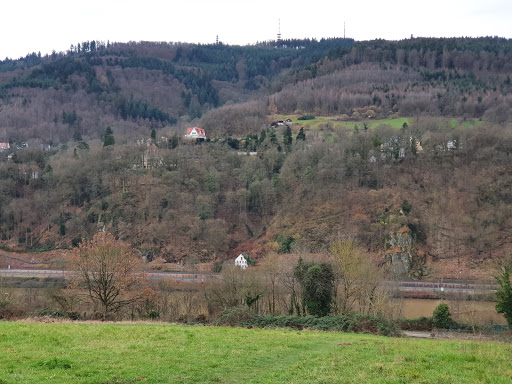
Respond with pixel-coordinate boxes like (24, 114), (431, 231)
(277, 19), (281, 42)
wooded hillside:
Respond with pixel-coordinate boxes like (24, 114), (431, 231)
(1, 37), (511, 276)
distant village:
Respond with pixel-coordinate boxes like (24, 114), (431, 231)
(1, 123), (461, 172)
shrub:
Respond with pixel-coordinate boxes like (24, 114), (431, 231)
(35, 308), (80, 320)
(71, 237), (82, 247)
(495, 265), (512, 328)
(276, 234), (294, 253)
(432, 303), (452, 329)
(0, 302), (26, 320)
(212, 261), (223, 273)
(148, 310), (160, 320)
(298, 114), (315, 121)
(214, 312), (401, 337)
(401, 199), (412, 214)
(399, 317), (433, 331)
(213, 307), (256, 327)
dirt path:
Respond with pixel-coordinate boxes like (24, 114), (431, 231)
(403, 330), (510, 341)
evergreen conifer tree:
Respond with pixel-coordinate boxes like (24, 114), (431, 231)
(102, 127), (115, 147)
(283, 126), (292, 151)
(296, 127), (306, 142)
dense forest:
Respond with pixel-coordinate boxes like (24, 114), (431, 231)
(0, 38), (353, 143)
(1, 37), (512, 278)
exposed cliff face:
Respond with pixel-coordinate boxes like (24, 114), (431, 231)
(386, 227), (414, 276)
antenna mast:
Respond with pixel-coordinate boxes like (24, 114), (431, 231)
(277, 19), (281, 42)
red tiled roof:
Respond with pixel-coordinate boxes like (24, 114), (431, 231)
(185, 127), (206, 138)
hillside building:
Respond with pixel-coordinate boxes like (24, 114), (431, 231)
(235, 254), (248, 269)
(185, 127), (206, 140)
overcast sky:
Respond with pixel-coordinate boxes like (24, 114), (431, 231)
(1, 0), (511, 59)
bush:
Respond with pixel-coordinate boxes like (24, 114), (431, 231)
(34, 308), (80, 320)
(399, 317), (433, 331)
(213, 307), (256, 327)
(276, 234), (294, 253)
(401, 199), (412, 214)
(298, 114), (315, 121)
(432, 303), (452, 329)
(148, 310), (160, 320)
(214, 312), (401, 337)
(212, 261), (223, 273)
(495, 265), (512, 328)
(0, 302), (26, 320)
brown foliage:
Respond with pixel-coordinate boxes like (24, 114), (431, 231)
(70, 232), (146, 320)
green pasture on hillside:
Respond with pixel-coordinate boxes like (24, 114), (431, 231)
(448, 119), (484, 129)
(275, 115), (413, 131)
(275, 115), (484, 132)
(1, 322), (511, 383)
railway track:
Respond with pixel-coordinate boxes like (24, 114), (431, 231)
(0, 268), (498, 293)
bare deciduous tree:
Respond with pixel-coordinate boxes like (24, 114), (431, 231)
(70, 232), (146, 320)
(330, 239), (400, 318)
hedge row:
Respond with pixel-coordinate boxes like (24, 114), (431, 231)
(214, 307), (401, 337)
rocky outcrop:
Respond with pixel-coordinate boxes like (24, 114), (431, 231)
(385, 226), (413, 275)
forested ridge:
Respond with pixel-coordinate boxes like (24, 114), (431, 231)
(1, 36), (512, 276)
(0, 37), (354, 142)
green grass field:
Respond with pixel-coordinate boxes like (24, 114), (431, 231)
(1, 322), (511, 383)
(275, 115), (413, 131)
(275, 115), (484, 132)
(448, 119), (484, 129)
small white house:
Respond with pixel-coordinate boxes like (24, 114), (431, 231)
(235, 254), (248, 269)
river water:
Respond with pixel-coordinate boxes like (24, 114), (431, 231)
(402, 298), (506, 325)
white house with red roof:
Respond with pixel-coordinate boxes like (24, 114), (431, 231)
(185, 127), (206, 140)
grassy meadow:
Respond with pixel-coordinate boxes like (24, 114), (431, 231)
(1, 322), (512, 383)
(274, 115), (484, 133)
(274, 115), (413, 131)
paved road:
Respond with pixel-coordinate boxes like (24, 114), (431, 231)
(0, 268), (498, 292)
